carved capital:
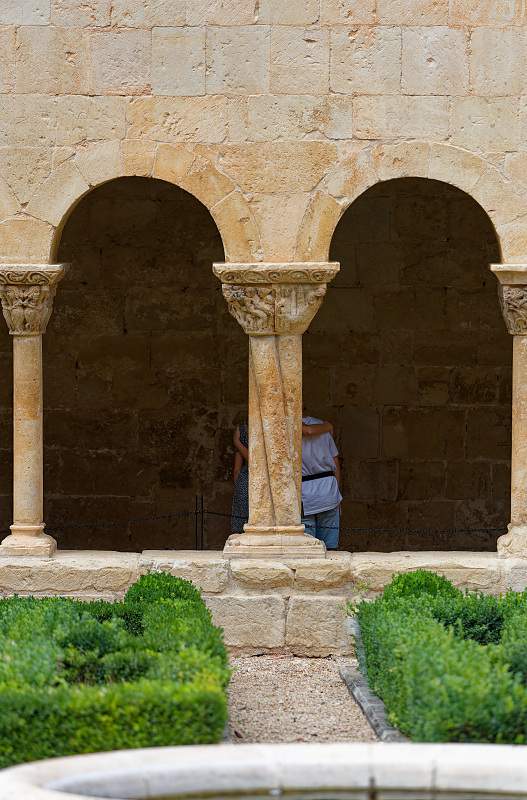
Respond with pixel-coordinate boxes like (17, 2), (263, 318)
(0, 264), (68, 336)
(491, 264), (527, 335)
(214, 262), (339, 336)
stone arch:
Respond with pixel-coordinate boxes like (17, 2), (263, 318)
(296, 142), (527, 263)
(23, 141), (262, 264)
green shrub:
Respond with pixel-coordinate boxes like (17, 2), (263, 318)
(0, 574), (229, 766)
(382, 569), (462, 601)
(431, 592), (504, 645)
(124, 572), (204, 606)
(0, 680), (227, 769)
(501, 612), (527, 684)
(356, 570), (527, 743)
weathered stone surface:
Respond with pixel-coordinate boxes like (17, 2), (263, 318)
(402, 26), (468, 95)
(470, 28), (526, 96)
(286, 595), (352, 656)
(320, 0), (375, 24)
(230, 559), (293, 589)
(218, 142), (336, 193)
(354, 96), (449, 139)
(0, 552), (141, 597)
(271, 27), (329, 95)
(140, 550), (229, 592)
(206, 595), (286, 651)
(51, 0), (111, 26)
(294, 556), (352, 589)
(0, 218), (53, 263)
(16, 25), (89, 95)
(74, 140), (122, 188)
(111, 0), (186, 27)
(126, 96), (233, 144)
(259, 0), (319, 24)
(187, 0), (257, 25)
(377, 0), (447, 23)
(89, 30), (151, 95)
(350, 552), (506, 594)
(152, 27), (205, 96)
(206, 26), (269, 94)
(0, 27), (15, 94)
(27, 160), (89, 227)
(331, 27), (401, 95)
(450, 97), (520, 151)
(450, 0), (525, 25)
(0, 0), (50, 25)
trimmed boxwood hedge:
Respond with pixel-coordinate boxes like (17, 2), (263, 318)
(356, 570), (527, 743)
(0, 574), (230, 767)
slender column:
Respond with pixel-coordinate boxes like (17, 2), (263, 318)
(214, 262), (339, 558)
(492, 264), (527, 557)
(0, 265), (68, 557)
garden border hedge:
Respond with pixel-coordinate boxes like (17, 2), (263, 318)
(356, 570), (527, 743)
(0, 573), (229, 767)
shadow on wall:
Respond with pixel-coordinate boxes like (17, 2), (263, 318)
(26, 176), (247, 552)
(304, 177), (511, 553)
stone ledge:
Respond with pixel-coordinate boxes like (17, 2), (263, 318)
(349, 551), (510, 595)
(140, 550), (229, 593)
(0, 550), (141, 599)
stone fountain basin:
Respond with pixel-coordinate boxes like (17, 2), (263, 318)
(1, 743), (527, 800)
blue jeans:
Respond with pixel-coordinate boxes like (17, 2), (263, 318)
(302, 506), (340, 550)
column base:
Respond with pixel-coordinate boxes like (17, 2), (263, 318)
(223, 527), (326, 559)
(0, 526), (56, 557)
(497, 525), (527, 558)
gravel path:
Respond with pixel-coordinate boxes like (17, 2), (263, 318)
(228, 655), (377, 743)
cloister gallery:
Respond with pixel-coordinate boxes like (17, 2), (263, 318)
(2, 0), (527, 652)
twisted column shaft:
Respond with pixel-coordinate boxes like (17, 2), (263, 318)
(214, 262), (339, 559)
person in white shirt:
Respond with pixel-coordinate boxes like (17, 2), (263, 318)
(301, 416), (342, 550)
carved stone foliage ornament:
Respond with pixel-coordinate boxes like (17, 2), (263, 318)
(499, 286), (527, 335)
(215, 262), (339, 336)
(0, 265), (68, 335)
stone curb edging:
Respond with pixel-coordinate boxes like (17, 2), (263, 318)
(339, 616), (408, 743)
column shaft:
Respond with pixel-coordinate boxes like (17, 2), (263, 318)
(12, 335), (44, 534)
(511, 335), (527, 528)
(0, 264), (68, 557)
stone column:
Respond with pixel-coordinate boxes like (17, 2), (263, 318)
(492, 264), (527, 557)
(0, 265), (68, 557)
(214, 262), (339, 558)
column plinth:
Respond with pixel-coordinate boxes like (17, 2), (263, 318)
(0, 265), (68, 557)
(214, 262), (339, 559)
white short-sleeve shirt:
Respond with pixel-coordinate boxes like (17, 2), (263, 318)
(301, 416), (342, 516)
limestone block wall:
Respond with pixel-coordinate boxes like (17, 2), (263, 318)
(0, 1), (527, 265)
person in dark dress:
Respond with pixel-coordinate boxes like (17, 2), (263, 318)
(231, 422), (249, 532)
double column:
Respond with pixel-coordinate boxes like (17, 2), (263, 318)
(0, 265), (67, 557)
(214, 262), (339, 559)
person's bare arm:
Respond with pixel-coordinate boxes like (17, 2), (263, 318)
(233, 426), (249, 461)
(302, 421), (333, 437)
(333, 456), (341, 487)
(233, 451), (243, 483)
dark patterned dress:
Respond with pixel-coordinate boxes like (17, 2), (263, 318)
(231, 423), (249, 533)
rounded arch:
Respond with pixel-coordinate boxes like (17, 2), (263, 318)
(24, 140), (262, 263)
(296, 142), (527, 264)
